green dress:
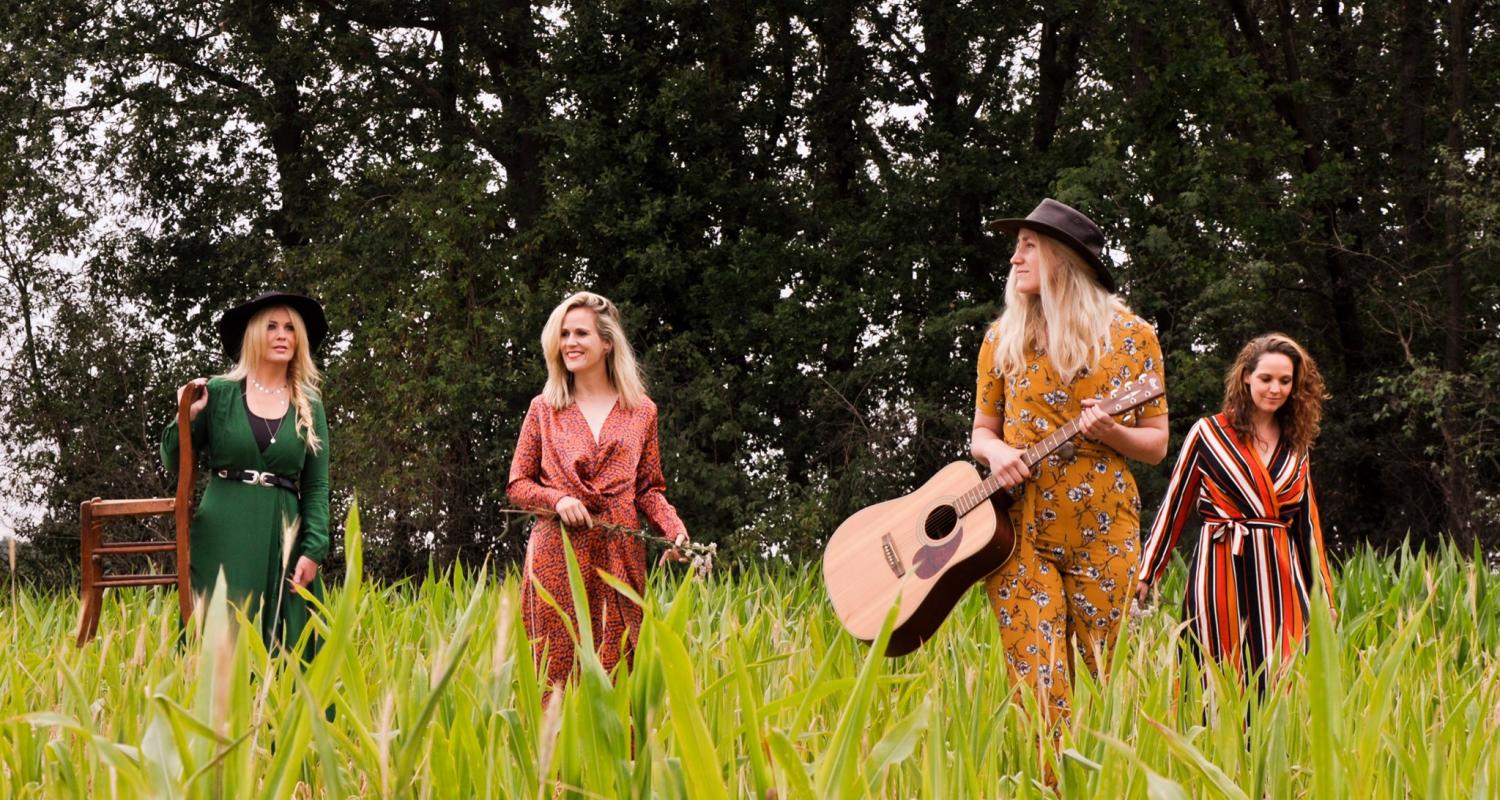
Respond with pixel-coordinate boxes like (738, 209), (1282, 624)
(161, 377), (331, 656)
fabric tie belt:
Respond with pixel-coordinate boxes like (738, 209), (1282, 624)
(1205, 517), (1287, 556)
(216, 469), (300, 495)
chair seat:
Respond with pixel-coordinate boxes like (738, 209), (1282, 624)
(89, 498), (175, 517)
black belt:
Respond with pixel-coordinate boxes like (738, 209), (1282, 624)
(216, 469), (300, 495)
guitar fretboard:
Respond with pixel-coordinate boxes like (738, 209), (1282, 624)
(955, 416), (1090, 515)
(950, 375), (1161, 515)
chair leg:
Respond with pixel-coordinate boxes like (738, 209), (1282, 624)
(77, 585), (103, 646)
(176, 571), (193, 626)
(176, 511), (192, 625)
(76, 590), (93, 647)
(76, 499), (103, 646)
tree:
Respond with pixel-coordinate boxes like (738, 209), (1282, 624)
(2, 0), (1496, 586)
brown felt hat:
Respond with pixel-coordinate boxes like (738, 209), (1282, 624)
(218, 291), (328, 361)
(987, 198), (1115, 292)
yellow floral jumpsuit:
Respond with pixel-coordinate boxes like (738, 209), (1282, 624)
(975, 312), (1167, 726)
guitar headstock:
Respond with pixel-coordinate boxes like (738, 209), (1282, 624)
(1100, 373), (1164, 416)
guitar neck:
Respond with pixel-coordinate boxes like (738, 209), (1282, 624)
(954, 417), (1091, 515)
(951, 373), (1161, 516)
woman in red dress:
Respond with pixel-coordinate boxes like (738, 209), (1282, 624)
(508, 291), (690, 692)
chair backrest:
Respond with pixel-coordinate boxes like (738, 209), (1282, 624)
(75, 382), (201, 645)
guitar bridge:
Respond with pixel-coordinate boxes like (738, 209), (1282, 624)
(881, 533), (905, 577)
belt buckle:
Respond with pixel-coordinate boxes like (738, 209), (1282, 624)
(244, 470), (272, 487)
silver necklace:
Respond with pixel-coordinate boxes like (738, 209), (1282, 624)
(254, 409), (283, 446)
(245, 380), (287, 445)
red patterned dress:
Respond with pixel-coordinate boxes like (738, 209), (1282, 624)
(507, 394), (688, 690)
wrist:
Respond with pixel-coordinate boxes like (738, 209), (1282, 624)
(1092, 421), (1128, 450)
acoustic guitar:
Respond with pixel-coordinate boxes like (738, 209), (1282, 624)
(823, 373), (1164, 656)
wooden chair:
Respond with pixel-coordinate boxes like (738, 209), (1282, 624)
(76, 382), (201, 645)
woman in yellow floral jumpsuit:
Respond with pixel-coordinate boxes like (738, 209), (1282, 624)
(973, 199), (1169, 732)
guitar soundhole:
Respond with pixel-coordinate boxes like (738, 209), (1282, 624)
(924, 505), (958, 540)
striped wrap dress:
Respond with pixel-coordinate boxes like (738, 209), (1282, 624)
(1136, 413), (1336, 682)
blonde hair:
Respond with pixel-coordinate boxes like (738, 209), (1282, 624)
(219, 305), (323, 453)
(541, 291), (646, 410)
(1222, 332), (1326, 456)
(991, 233), (1126, 383)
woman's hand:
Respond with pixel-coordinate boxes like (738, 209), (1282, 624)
(289, 556), (319, 588)
(177, 378), (209, 421)
(1134, 580), (1152, 606)
(554, 496), (593, 529)
(1079, 397), (1118, 439)
(658, 533), (692, 566)
(979, 441), (1031, 488)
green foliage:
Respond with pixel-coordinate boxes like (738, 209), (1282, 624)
(1, 1), (1497, 578)
(5, 506), (1500, 796)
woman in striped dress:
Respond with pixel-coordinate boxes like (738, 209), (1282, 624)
(1135, 333), (1336, 688)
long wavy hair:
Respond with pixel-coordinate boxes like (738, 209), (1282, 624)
(218, 305), (323, 453)
(541, 291), (646, 410)
(1222, 333), (1325, 456)
(991, 233), (1127, 383)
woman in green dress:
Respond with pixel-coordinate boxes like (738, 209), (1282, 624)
(161, 291), (332, 657)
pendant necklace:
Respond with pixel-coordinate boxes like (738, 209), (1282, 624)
(249, 379), (288, 445)
(256, 410), (283, 446)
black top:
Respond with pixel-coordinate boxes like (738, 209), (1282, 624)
(241, 383), (288, 453)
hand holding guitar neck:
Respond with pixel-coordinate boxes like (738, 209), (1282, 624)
(1077, 397), (1118, 438)
(978, 441), (1030, 488)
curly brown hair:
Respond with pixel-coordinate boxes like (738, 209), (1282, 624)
(1222, 333), (1326, 456)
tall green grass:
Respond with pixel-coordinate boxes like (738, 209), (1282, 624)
(3, 507), (1498, 797)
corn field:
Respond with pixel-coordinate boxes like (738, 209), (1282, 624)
(3, 506), (1499, 798)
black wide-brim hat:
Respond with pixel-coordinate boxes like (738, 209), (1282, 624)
(986, 198), (1116, 292)
(217, 291), (329, 361)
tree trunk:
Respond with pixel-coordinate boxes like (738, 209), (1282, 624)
(1438, 0), (1476, 545)
(808, 0), (864, 203)
(237, 0), (316, 251)
(484, 0), (548, 241)
(1392, 0), (1436, 248)
(1032, 2), (1093, 153)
